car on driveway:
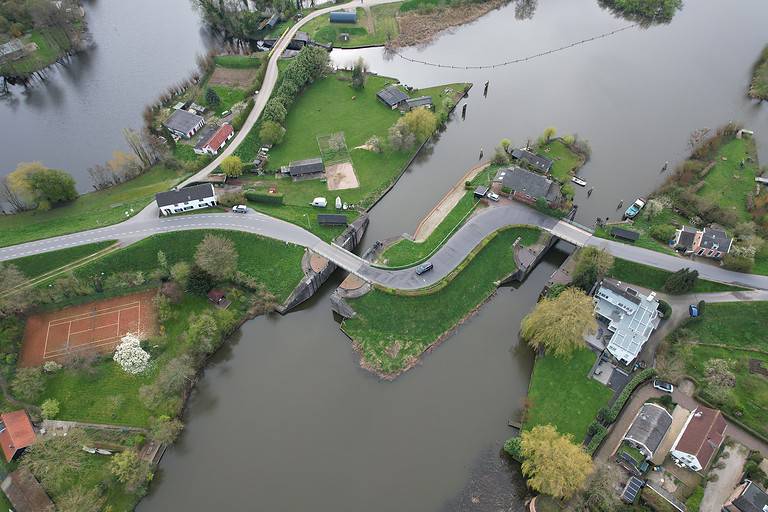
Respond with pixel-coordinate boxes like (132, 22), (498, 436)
(688, 304), (699, 317)
(415, 262), (433, 275)
(232, 205), (247, 214)
(652, 379), (674, 393)
(487, 192), (500, 202)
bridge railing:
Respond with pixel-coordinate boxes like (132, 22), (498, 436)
(558, 218), (595, 234)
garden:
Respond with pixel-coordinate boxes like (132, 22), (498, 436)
(300, 4), (401, 48)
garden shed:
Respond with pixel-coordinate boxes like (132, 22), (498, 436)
(330, 11), (357, 23)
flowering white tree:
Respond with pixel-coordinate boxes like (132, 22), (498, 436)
(113, 333), (150, 374)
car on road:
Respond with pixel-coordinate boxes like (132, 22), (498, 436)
(487, 192), (500, 202)
(688, 304), (699, 317)
(652, 380), (674, 393)
(415, 262), (433, 275)
(232, 205), (247, 214)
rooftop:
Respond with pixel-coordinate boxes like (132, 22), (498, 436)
(193, 125), (218, 151)
(288, 157), (325, 177)
(624, 403), (673, 457)
(700, 227), (733, 252)
(155, 183), (215, 207)
(510, 148), (553, 173)
(493, 166), (559, 202)
(405, 96), (433, 108)
(376, 85), (409, 107)
(0, 468), (55, 512)
(674, 226), (698, 251)
(674, 406), (726, 469)
(0, 410), (35, 462)
(731, 480), (768, 512)
(163, 109), (204, 134)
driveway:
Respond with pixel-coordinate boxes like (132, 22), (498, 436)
(700, 443), (748, 512)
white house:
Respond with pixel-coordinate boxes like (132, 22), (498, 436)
(593, 279), (661, 365)
(670, 406), (726, 473)
(194, 124), (234, 156)
(163, 109), (205, 139)
(155, 183), (217, 216)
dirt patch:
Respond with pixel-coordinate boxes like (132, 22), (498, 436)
(208, 66), (257, 88)
(309, 254), (330, 273)
(20, 290), (157, 367)
(326, 162), (360, 190)
(393, 0), (507, 47)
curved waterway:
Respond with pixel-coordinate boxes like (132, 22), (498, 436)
(0, 0), (217, 193)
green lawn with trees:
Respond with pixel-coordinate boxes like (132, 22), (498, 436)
(343, 227), (539, 376)
(597, 0), (683, 24)
(537, 138), (586, 182)
(523, 349), (612, 441)
(606, 258), (746, 293)
(301, 4), (402, 48)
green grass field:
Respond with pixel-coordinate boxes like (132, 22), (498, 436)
(607, 258), (746, 293)
(0, 28), (71, 75)
(0, 165), (187, 248)
(749, 45), (768, 100)
(696, 138), (758, 222)
(214, 55), (262, 68)
(5, 241), (114, 279)
(523, 349), (612, 441)
(537, 139), (585, 182)
(74, 230), (305, 303)
(343, 227), (540, 375)
(301, 4), (401, 48)
(200, 85), (246, 116)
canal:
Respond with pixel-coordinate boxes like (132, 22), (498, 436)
(3, 0), (766, 509)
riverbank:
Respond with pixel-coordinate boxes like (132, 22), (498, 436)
(750, 45), (768, 101)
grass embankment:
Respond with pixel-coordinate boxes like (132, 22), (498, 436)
(0, 28), (72, 76)
(697, 138), (760, 223)
(0, 166), (186, 248)
(538, 139), (586, 182)
(235, 71), (467, 241)
(523, 349), (612, 441)
(667, 302), (768, 438)
(5, 241), (114, 280)
(607, 258), (747, 293)
(198, 85), (246, 116)
(41, 230), (305, 426)
(302, 4), (401, 48)
(343, 227), (539, 376)
(749, 44), (768, 100)
(377, 166), (499, 267)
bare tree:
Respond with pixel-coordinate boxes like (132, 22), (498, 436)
(0, 176), (30, 212)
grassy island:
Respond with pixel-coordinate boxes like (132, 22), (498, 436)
(300, 4), (401, 48)
(749, 45), (768, 101)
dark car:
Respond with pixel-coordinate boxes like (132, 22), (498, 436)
(415, 262), (433, 275)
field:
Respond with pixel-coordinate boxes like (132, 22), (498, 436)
(670, 302), (768, 438)
(696, 138), (759, 223)
(537, 139), (586, 182)
(0, 165), (186, 248)
(607, 258), (746, 293)
(523, 349), (612, 441)
(5, 241), (114, 280)
(343, 227), (540, 376)
(20, 290), (156, 367)
(301, 4), (401, 48)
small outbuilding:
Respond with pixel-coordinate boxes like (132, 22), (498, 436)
(317, 214), (348, 226)
(0, 39), (26, 63)
(286, 158), (325, 181)
(622, 403), (673, 460)
(474, 185), (489, 198)
(510, 148), (554, 174)
(376, 85), (409, 110)
(0, 410), (35, 462)
(164, 109), (205, 139)
(330, 11), (357, 23)
(265, 13), (280, 29)
(155, 183), (217, 216)
(403, 96), (433, 111)
(1, 468), (55, 512)
(611, 227), (640, 242)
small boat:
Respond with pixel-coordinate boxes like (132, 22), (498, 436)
(96, 449), (113, 455)
(624, 198), (646, 219)
(342, 202), (348, 210)
(82, 446), (97, 454)
(571, 176), (587, 187)
(335, 196), (342, 209)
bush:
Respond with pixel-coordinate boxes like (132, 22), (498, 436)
(41, 398), (60, 419)
(649, 224), (676, 243)
(657, 299), (672, 317)
(663, 268), (698, 294)
(604, 368), (656, 424)
(11, 367), (44, 402)
(723, 253), (754, 272)
(586, 424), (608, 454)
(231, 99), (254, 131)
(259, 121), (286, 146)
(503, 437), (523, 462)
(686, 486), (704, 512)
(697, 300), (706, 316)
(245, 190), (284, 205)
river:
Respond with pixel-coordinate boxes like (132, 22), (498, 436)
(4, 0), (767, 509)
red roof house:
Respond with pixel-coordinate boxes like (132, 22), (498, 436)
(670, 406), (726, 472)
(0, 410), (36, 462)
(194, 124), (234, 156)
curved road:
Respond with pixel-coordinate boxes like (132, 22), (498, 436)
(3, 200), (768, 291)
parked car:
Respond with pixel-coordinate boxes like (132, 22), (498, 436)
(311, 197), (327, 208)
(415, 262), (433, 275)
(652, 380), (674, 393)
(232, 205), (247, 214)
(688, 304), (699, 317)
(221, 110), (231, 117)
(487, 192), (500, 202)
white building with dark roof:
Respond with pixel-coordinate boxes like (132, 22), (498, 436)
(155, 183), (217, 216)
(163, 109), (205, 139)
(593, 279), (660, 365)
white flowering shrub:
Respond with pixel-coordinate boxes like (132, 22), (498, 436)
(43, 361), (63, 373)
(113, 333), (150, 375)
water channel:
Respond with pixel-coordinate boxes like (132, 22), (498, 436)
(2, 0), (767, 509)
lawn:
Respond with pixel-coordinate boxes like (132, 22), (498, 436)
(214, 54), (262, 69)
(749, 44), (768, 101)
(301, 4), (401, 48)
(696, 138), (759, 223)
(0, 165), (187, 248)
(537, 139), (585, 182)
(377, 165), (499, 267)
(74, 230), (306, 303)
(199, 84), (246, 116)
(343, 227), (540, 376)
(683, 302), (768, 351)
(607, 258), (747, 294)
(523, 348), (612, 441)
(5, 241), (114, 279)
(0, 28), (71, 75)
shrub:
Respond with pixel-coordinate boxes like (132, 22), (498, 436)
(586, 424), (608, 454)
(650, 224), (676, 243)
(259, 121), (286, 146)
(244, 190), (284, 205)
(723, 253), (754, 273)
(604, 368), (656, 424)
(657, 299), (672, 317)
(231, 99), (254, 131)
(11, 367), (44, 402)
(663, 268), (698, 294)
(41, 398), (60, 419)
(503, 436), (523, 462)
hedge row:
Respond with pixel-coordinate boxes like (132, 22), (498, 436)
(605, 368), (657, 424)
(244, 190), (284, 205)
(586, 423), (608, 455)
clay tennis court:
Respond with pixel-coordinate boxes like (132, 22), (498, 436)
(20, 290), (157, 367)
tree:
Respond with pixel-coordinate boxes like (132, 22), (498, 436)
(573, 463), (622, 512)
(41, 398), (60, 419)
(571, 247), (614, 291)
(7, 162), (78, 210)
(521, 288), (596, 357)
(259, 121), (286, 146)
(263, 98), (288, 124)
(110, 450), (152, 492)
(56, 485), (106, 512)
(220, 155), (243, 177)
(187, 311), (220, 356)
(11, 367), (44, 402)
(113, 333), (151, 374)
(194, 234), (238, 280)
(543, 126), (557, 143)
(170, 261), (191, 288)
(205, 87), (220, 106)
(149, 415), (184, 444)
(402, 107), (438, 141)
(650, 224), (676, 242)
(351, 57), (368, 89)
(388, 118), (416, 151)
(520, 425), (592, 498)
(0, 263), (33, 315)
(492, 146), (510, 165)
(663, 268), (698, 294)
(187, 265), (213, 295)
(0, 176), (29, 212)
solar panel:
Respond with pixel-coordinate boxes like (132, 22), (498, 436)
(621, 477), (644, 503)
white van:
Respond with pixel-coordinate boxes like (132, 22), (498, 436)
(311, 197), (327, 208)
(232, 205), (247, 214)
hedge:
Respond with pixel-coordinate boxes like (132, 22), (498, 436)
(586, 424), (608, 455)
(232, 98), (254, 131)
(503, 437), (523, 462)
(245, 190), (284, 205)
(605, 368), (657, 424)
